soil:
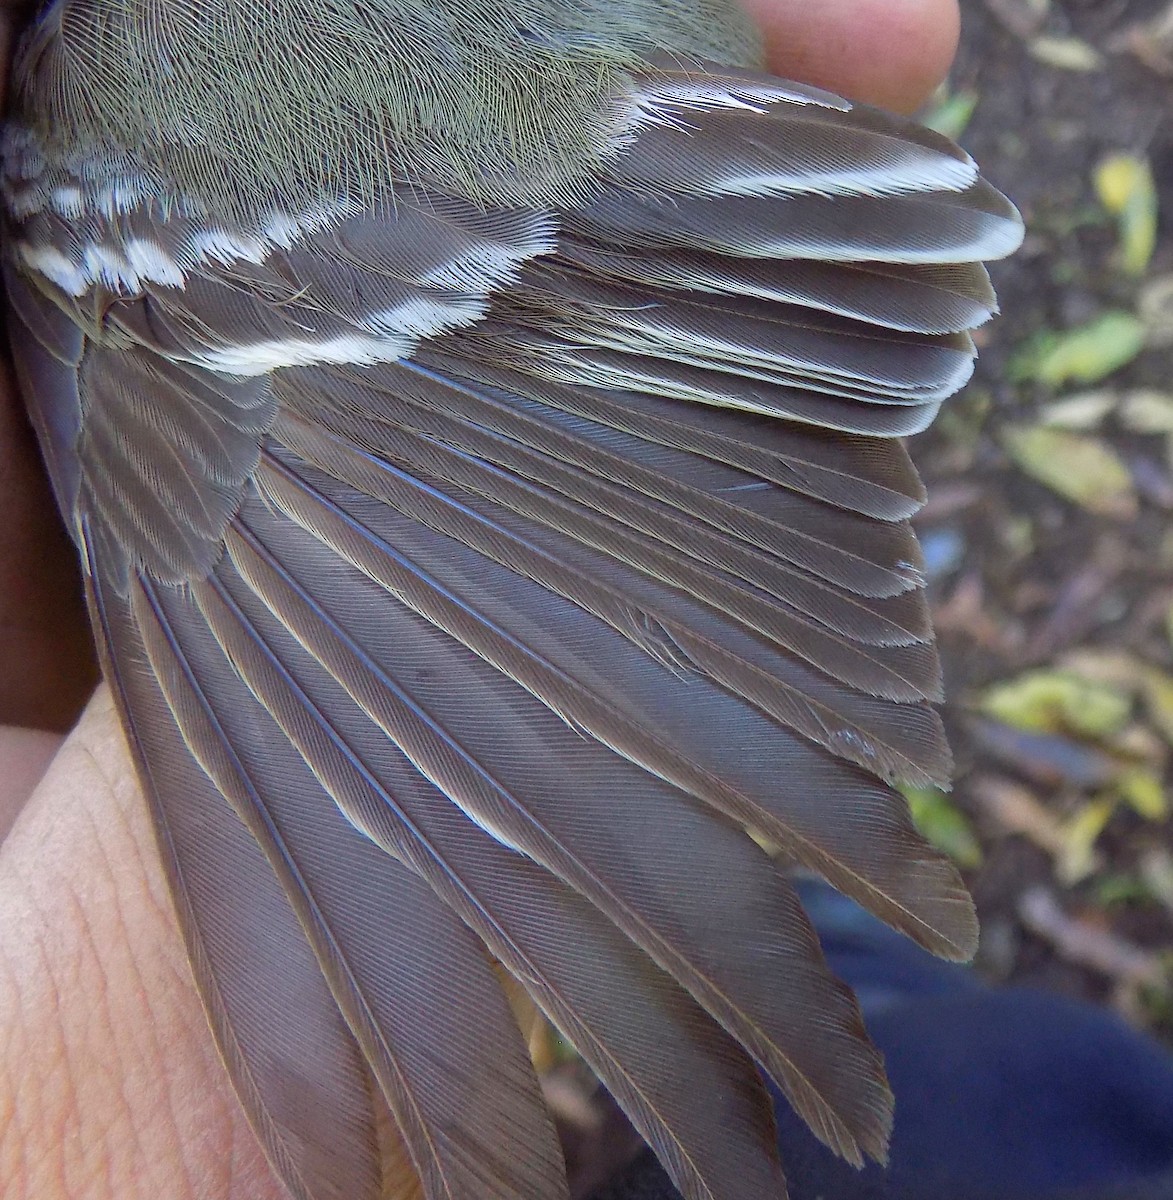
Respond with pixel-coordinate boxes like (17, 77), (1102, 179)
(915, 0), (1173, 1036)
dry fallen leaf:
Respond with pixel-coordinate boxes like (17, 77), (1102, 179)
(1119, 390), (1173, 433)
(1139, 275), (1173, 347)
(970, 775), (1081, 860)
(1028, 34), (1104, 71)
(1038, 390), (1117, 429)
(1018, 887), (1166, 987)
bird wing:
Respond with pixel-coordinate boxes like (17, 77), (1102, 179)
(4, 62), (1022, 1200)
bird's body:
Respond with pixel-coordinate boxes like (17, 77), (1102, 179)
(10, 0), (761, 212)
(2, 2), (1022, 1197)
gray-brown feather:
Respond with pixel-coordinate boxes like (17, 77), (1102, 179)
(3, 33), (1024, 1200)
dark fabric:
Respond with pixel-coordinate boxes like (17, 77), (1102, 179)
(591, 885), (1173, 1200)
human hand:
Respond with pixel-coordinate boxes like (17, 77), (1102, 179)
(0, 4), (961, 1196)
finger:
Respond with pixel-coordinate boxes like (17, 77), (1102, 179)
(0, 726), (61, 844)
(0, 689), (424, 1200)
(0, 690), (287, 1200)
(741, 0), (961, 113)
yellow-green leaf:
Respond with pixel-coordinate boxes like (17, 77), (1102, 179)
(1142, 669), (1173, 745)
(1116, 768), (1168, 821)
(1002, 426), (1138, 518)
(1096, 153), (1146, 213)
(1095, 153), (1159, 277)
(1011, 313), (1146, 388)
(980, 669), (1133, 738)
(1060, 798), (1117, 883)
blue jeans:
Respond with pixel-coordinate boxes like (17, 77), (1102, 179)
(591, 881), (1173, 1200)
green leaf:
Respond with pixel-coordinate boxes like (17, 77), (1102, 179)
(1011, 312), (1146, 388)
(903, 786), (983, 868)
(1095, 872), (1153, 908)
(923, 89), (979, 141)
(1002, 426), (1138, 518)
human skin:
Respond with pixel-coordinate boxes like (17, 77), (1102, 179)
(0, 3), (960, 1196)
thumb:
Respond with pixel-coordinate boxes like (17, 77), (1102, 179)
(0, 691), (292, 1200)
(746, 0), (960, 113)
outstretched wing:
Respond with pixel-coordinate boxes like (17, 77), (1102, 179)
(4, 63), (1022, 1200)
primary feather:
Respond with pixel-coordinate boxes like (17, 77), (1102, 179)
(3, 3), (1023, 1197)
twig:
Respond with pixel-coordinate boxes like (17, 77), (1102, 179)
(1018, 886), (1165, 986)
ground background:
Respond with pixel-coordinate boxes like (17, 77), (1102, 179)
(912, 0), (1173, 1040)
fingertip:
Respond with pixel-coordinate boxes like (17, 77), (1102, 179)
(739, 0), (961, 114)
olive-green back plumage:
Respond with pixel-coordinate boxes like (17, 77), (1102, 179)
(13, 0), (760, 216)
